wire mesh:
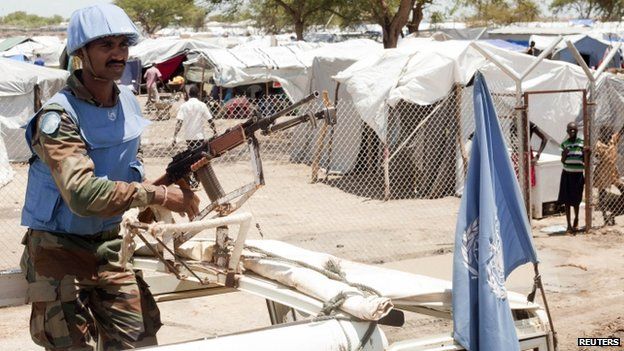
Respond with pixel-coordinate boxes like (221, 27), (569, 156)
(0, 84), (525, 270)
(591, 80), (624, 228)
(1, 76), (622, 270)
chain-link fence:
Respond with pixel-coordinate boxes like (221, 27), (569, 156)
(0, 80), (517, 270)
(591, 78), (624, 227)
(1, 76), (623, 270)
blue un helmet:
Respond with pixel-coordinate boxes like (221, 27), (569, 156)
(67, 4), (141, 55)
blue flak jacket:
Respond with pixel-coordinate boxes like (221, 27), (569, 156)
(22, 86), (150, 235)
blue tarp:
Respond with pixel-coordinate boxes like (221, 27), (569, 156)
(7, 54), (28, 62)
(482, 39), (527, 52)
(555, 35), (622, 68)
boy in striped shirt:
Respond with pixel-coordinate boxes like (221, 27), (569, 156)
(557, 122), (585, 233)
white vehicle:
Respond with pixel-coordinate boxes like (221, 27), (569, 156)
(122, 212), (554, 351)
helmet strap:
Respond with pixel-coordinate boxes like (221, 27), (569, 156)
(80, 47), (108, 82)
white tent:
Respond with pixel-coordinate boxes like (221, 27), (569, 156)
(130, 38), (221, 67)
(334, 40), (596, 144)
(317, 39), (624, 183)
(1, 36), (65, 67)
(0, 117), (16, 188)
(288, 40), (384, 167)
(0, 58), (68, 161)
(530, 34), (622, 68)
(192, 43), (315, 100)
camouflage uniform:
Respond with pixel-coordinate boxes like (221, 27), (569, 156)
(20, 70), (162, 350)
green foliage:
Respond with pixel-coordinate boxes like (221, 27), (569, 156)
(549, 0), (623, 20)
(549, 0), (599, 18)
(0, 11), (64, 28)
(430, 11), (445, 24)
(115, 0), (205, 34)
(241, 0), (338, 39)
(463, 0), (541, 25)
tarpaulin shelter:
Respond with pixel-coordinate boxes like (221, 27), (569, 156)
(130, 38), (221, 81)
(0, 57), (68, 161)
(1, 36), (65, 67)
(530, 34), (622, 68)
(327, 40), (624, 198)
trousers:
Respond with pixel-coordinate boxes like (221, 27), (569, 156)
(20, 229), (162, 350)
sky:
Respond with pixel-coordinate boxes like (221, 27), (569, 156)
(0, 0), (558, 23)
(0, 0), (114, 18)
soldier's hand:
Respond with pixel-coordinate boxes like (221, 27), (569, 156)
(97, 239), (122, 263)
(164, 185), (200, 219)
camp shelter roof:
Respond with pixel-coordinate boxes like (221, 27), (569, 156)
(191, 44), (313, 99)
(130, 37), (221, 66)
(0, 36), (30, 52)
(0, 57), (68, 98)
(489, 25), (590, 36)
(530, 33), (621, 68)
(334, 40), (594, 143)
(2, 39), (65, 67)
(0, 58), (68, 161)
(191, 39), (381, 101)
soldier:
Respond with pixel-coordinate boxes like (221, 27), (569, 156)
(19, 4), (200, 350)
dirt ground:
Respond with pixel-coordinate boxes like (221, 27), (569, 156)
(1, 96), (623, 350)
(1, 175), (623, 350)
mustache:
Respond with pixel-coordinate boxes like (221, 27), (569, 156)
(106, 60), (126, 67)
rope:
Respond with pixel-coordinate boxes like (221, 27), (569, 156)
(244, 245), (381, 297)
(308, 315), (378, 351)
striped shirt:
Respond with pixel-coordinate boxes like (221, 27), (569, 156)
(561, 138), (584, 172)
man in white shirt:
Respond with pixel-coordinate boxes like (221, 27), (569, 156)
(172, 85), (217, 187)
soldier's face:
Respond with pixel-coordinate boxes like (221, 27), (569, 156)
(84, 35), (129, 80)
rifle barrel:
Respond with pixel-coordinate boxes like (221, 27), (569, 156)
(254, 91), (319, 131)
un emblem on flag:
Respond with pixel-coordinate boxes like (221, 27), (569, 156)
(461, 218), (479, 279)
(486, 218), (507, 299)
(461, 217), (508, 299)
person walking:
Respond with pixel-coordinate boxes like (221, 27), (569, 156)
(20, 4), (199, 350)
(172, 85), (217, 188)
(144, 63), (162, 104)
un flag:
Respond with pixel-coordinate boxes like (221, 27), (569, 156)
(452, 72), (538, 351)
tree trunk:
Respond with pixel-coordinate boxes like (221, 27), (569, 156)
(294, 19), (305, 40)
(407, 2), (424, 34)
(383, 24), (402, 48)
(380, 0), (414, 48)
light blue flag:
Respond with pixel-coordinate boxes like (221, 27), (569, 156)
(452, 72), (538, 351)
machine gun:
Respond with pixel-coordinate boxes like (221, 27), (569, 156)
(130, 91), (335, 285)
(140, 91), (336, 224)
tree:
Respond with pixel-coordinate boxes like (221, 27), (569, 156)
(203, 0), (332, 40)
(549, 0), (601, 18)
(0, 11), (64, 28)
(462, 0), (541, 25)
(115, 0), (204, 35)
(355, 0), (416, 48)
(407, 0), (433, 34)
(265, 0), (335, 40)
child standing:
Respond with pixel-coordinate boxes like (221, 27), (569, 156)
(557, 122), (585, 233)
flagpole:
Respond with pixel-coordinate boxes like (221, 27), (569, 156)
(532, 263), (558, 350)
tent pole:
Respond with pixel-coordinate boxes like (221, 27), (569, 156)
(565, 41), (596, 232)
(324, 82), (341, 181)
(383, 143), (390, 201)
(200, 67), (205, 100)
(533, 263), (558, 350)
(583, 90), (593, 233)
(470, 39), (561, 219)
